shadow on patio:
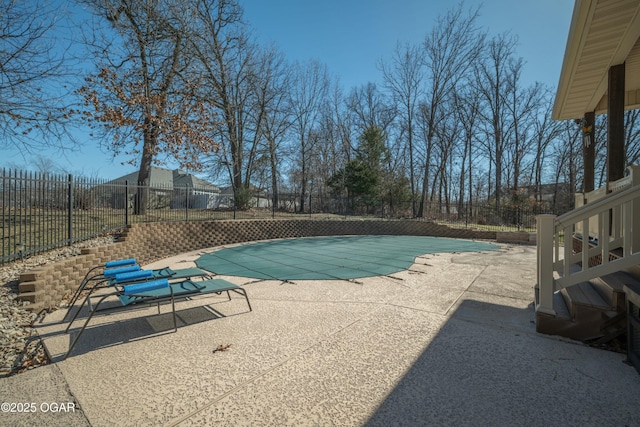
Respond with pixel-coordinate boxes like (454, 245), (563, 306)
(365, 298), (639, 426)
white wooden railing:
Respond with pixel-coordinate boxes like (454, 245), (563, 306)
(536, 166), (640, 315)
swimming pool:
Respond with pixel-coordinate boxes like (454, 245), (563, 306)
(196, 235), (499, 281)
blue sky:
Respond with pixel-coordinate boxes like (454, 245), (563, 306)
(243, 0), (574, 91)
(3, 0), (575, 180)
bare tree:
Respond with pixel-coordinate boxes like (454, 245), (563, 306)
(289, 60), (329, 212)
(548, 120), (581, 211)
(0, 0), (76, 152)
(251, 45), (292, 206)
(431, 99), (462, 211)
(590, 109), (640, 188)
(346, 82), (396, 142)
(380, 42), (425, 216)
(593, 114), (609, 188)
(187, 0), (251, 206)
(528, 89), (563, 200)
(417, 4), (485, 217)
(474, 32), (518, 211)
(452, 86), (481, 212)
(244, 47), (274, 191)
(624, 109), (640, 166)
(503, 58), (545, 195)
(314, 79), (352, 202)
(416, 101), (441, 205)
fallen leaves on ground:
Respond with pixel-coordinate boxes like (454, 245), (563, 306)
(213, 344), (232, 353)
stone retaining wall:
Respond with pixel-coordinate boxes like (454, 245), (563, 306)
(17, 219), (496, 311)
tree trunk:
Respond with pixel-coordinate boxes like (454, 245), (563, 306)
(135, 119), (157, 215)
(417, 133), (433, 218)
(299, 136), (307, 213)
(268, 135), (279, 209)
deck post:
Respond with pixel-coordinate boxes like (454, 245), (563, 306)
(536, 214), (556, 315)
(583, 111), (595, 194)
(630, 166), (640, 253)
(607, 63), (625, 184)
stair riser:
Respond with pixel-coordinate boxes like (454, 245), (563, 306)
(591, 278), (614, 306)
(536, 305), (612, 341)
(560, 291), (613, 319)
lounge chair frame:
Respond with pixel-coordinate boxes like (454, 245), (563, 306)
(63, 266), (212, 323)
(63, 278), (251, 360)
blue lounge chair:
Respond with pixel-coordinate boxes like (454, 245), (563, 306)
(63, 258), (139, 321)
(63, 278), (252, 359)
(63, 264), (212, 322)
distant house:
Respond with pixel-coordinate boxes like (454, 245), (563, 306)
(218, 185), (271, 209)
(515, 183), (573, 210)
(106, 167), (220, 209)
(488, 183), (573, 207)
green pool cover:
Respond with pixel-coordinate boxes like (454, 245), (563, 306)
(195, 235), (498, 281)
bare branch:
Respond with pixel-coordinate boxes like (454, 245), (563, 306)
(0, 0), (78, 152)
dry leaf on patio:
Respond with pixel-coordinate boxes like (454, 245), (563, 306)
(213, 344), (232, 353)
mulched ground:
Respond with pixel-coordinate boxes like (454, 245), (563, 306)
(0, 236), (114, 377)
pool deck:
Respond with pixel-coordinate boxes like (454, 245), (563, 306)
(1, 243), (639, 426)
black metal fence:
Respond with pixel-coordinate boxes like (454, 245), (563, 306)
(2, 170), (125, 263)
(308, 194), (560, 229)
(415, 201), (560, 231)
(1, 168), (562, 264)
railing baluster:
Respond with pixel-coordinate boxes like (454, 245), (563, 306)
(624, 200), (632, 257)
(563, 224), (571, 278)
(553, 224), (560, 270)
(581, 218), (589, 269)
(602, 209), (610, 267)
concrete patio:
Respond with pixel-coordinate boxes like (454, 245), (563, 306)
(1, 242), (639, 426)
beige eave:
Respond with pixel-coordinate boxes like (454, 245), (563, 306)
(552, 0), (640, 121)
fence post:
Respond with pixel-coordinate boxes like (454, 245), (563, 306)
(68, 174), (74, 246)
(536, 214), (556, 315)
(125, 180), (129, 226)
(2, 169), (5, 262)
(233, 187), (236, 219)
(185, 188), (189, 222)
(344, 195), (348, 219)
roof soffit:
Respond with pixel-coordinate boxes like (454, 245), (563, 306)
(553, 0), (640, 120)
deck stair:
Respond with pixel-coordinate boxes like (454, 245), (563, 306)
(535, 166), (640, 345)
(536, 265), (639, 343)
